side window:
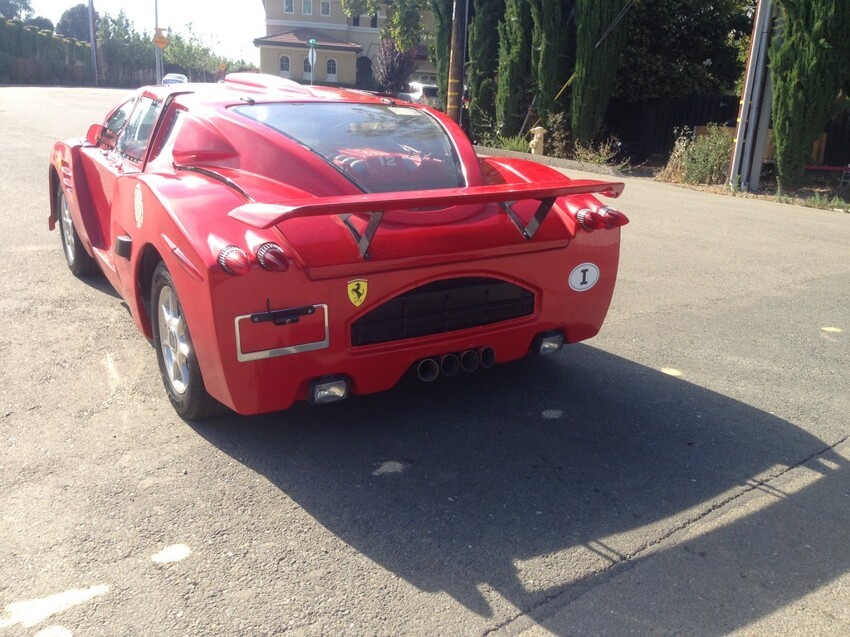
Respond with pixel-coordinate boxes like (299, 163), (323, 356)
(105, 99), (134, 134)
(115, 96), (163, 163)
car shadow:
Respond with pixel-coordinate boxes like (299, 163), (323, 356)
(189, 344), (841, 632)
(77, 270), (122, 300)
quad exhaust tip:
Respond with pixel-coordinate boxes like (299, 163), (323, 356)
(415, 348), (495, 381)
(440, 354), (460, 377)
(416, 358), (441, 382)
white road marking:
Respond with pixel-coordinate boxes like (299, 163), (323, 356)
(0, 584), (109, 629)
(102, 353), (121, 393)
(372, 461), (406, 476)
(661, 367), (683, 377)
(151, 544), (192, 564)
(821, 326), (843, 333)
(34, 626), (73, 637)
(542, 409), (563, 419)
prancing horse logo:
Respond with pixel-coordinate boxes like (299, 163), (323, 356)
(347, 279), (368, 307)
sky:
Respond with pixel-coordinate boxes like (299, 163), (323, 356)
(30, 0), (266, 63)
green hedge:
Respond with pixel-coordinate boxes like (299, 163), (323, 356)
(0, 19), (91, 84)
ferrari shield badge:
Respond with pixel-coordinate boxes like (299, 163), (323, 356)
(347, 279), (368, 307)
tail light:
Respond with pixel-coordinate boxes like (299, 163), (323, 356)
(256, 242), (289, 272)
(218, 245), (251, 275)
(577, 207), (630, 231)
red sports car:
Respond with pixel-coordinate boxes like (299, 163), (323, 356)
(50, 73), (628, 419)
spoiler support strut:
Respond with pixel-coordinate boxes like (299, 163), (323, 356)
(340, 212), (384, 259)
(500, 197), (556, 240)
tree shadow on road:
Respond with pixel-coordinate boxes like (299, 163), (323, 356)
(190, 344), (845, 634)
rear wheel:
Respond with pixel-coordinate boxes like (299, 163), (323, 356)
(57, 187), (98, 277)
(151, 263), (220, 420)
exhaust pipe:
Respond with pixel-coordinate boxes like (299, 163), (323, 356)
(479, 346), (496, 369)
(460, 349), (480, 373)
(440, 353), (460, 377)
(416, 358), (440, 382)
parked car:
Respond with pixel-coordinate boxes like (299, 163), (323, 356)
(161, 73), (188, 85)
(397, 81), (442, 110)
(49, 73), (628, 418)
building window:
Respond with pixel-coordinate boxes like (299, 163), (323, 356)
(279, 55), (291, 78)
(326, 58), (337, 82)
(352, 15), (360, 27)
(284, 0), (293, 14)
(302, 0), (312, 16)
(321, 1), (330, 17)
(303, 57), (312, 81)
(370, 13), (378, 28)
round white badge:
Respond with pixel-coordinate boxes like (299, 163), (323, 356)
(569, 263), (600, 291)
(133, 182), (144, 228)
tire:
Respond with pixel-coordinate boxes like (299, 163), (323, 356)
(151, 263), (221, 420)
(56, 186), (99, 277)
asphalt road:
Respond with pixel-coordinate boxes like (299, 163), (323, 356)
(1, 87), (848, 637)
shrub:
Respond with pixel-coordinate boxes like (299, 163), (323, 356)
(659, 125), (733, 185)
(496, 135), (530, 153)
(544, 111), (572, 159)
(573, 138), (623, 166)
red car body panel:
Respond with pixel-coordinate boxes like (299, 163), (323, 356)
(49, 74), (628, 416)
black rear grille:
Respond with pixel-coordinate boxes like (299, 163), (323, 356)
(351, 277), (534, 346)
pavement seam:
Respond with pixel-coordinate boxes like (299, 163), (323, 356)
(483, 435), (850, 637)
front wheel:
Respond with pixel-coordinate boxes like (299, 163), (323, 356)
(151, 263), (220, 420)
(57, 187), (98, 277)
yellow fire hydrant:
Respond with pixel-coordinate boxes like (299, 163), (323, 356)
(529, 126), (547, 155)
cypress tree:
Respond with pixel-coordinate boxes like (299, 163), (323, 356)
(496, 0), (533, 136)
(429, 0), (454, 104)
(529, 0), (571, 126)
(572, 0), (630, 143)
(467, 0), (505, 138)
(770, 0), (850, 191)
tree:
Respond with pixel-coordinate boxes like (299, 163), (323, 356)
(614, 0), (751, 102)
(496, 0), (533, 135)
(0, 0), (33, 20)
(341, 0), (428, 51)
(429, 0), (453, 104)
(770, 0), (850, 190)
(529, 0), (571, 125)
(25, 16), (53, 31)
(165, 24), (219, 82)
(571, 0), (631, 143)
(373, 38), (416, 93)
(467, 0), (504, 137)
(57, 4), (94, 41)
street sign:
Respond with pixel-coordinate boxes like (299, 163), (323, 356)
(153, 28), (169, 49)
(308, 38), (317, 68)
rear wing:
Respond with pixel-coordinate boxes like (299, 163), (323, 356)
(229, 179), (624, 258)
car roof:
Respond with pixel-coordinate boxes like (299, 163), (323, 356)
(141, 73), (397, 111)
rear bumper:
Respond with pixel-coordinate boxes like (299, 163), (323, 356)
(191, 232), (622, 415)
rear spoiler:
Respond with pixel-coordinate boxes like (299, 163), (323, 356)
(229, 179), (624, 258)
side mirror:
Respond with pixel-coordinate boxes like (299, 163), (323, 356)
(85, 124), (117, 150)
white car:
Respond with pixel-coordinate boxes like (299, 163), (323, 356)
(397, 82), (441, 110)
(161, 73), (189, 85)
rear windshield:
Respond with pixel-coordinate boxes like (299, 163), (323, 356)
(233, 102), (464, 193)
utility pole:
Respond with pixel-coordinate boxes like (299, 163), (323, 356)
(154, 0), (163, 83)
(87, 0), (98, 86)
(729, 0), (776, 192)
(445, 0), (466, 123)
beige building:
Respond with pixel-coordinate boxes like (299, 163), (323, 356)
(254, 0), (436, 88)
